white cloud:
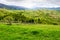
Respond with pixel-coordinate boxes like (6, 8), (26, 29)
(0, 0), (60, 8)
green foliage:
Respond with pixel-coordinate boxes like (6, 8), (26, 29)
(0, 24), (60, 40)
(0, 8), (60, 25)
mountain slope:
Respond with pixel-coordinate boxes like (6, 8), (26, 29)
(0, 3), (60, 10)
(33, 7), (60, 10)
(0, 3), (27, 10)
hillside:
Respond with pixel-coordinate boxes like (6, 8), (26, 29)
(0, 3), (27, 10)
(0, 8), (60, 40)
(0, 9), (60, 25)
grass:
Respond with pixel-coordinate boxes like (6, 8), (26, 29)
(0, 24), (60, 40)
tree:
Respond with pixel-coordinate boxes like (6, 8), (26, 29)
(3, 16), (13, 25)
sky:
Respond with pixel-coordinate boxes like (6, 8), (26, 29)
(0, 0), (60, 8)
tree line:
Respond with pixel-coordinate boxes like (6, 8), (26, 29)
(0, 8), (60, 25)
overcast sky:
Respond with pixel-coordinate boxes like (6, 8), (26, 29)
(0, 0), (60, 8)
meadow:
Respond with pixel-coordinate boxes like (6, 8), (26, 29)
(0, 24), (60, 40)
(0, 8), (60, 40)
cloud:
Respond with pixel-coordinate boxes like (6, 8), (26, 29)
(46, 0), (60, 5)
(6, 0), (25, 2)
(6, 0), (23, 1)
(0, 0), (60, 8)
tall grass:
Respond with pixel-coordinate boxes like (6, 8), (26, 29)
(0, 24), (60, 40)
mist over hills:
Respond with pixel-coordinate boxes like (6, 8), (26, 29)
(0, 3), (60, 10)
(0, 3), (28, 10)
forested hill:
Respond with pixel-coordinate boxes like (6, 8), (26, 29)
(0, 8), (60, 25)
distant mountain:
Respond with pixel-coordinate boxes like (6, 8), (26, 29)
(33, 7), (60, 10)
(0, 3), (60, 10)
(47, 7), (60, 10)
(0, 3), (27, 10)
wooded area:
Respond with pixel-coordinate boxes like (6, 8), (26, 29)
(0, 8), (60, 25)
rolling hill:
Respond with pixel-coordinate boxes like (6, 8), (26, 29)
(0, 3), (27, 10)
(0, 3), (60, 10)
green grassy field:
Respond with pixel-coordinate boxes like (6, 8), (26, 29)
(0, 24), (60, 40)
